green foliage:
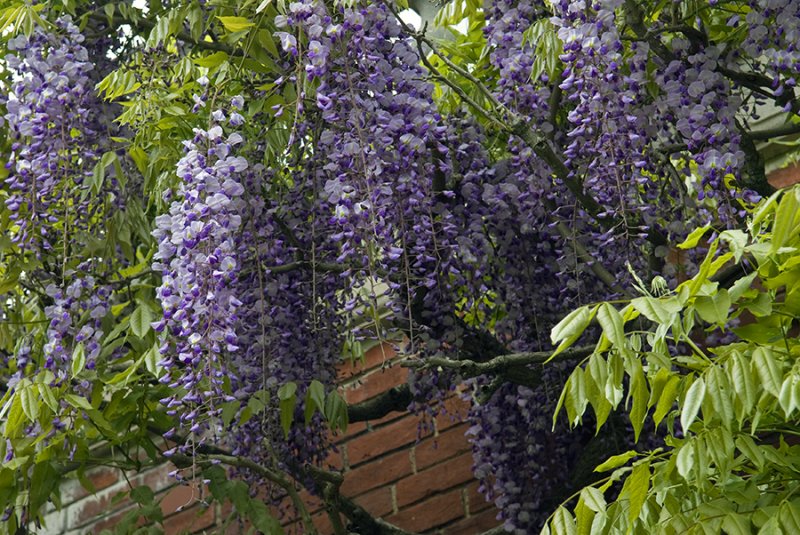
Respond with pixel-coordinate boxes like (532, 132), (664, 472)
(544, 185), (800, 534)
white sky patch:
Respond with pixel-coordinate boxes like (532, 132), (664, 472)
(398, 8), (421, 30)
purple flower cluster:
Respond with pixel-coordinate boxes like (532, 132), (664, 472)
(741, 0), (800, 109)
(153, 93), (346, 471)
(468, 377), (583, 533)
(152, 102), (250, 437)
(284, 1), (464, 358)
(2, 17), (101, 252)
(553, 1), (656, 218)
(43, 271), (110, 385)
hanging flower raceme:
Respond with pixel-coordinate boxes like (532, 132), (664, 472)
(2, 17), (102, 252)
(283, 1), (463, 354)
(152, 102), (250, 440)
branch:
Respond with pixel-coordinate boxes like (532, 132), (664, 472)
(402, 346), (594, 378)
(170, 451), (318, 534)
(347, 384), (412, 422)
(265, 260), (347, 275)
(749, 122), (800, 141)
(337, 495), (419, 535)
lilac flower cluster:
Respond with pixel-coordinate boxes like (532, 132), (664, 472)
(741, 0), (800, 109)
(152, 103), (250, 438)
(153, 93), (346, 472)
(2, 17), (101, 252)
(43, 271), (110, 386)
(284, 1), (464, 359)
(553, 1), (657, 219)
(228, 174), (345, 466)
(468, 377), (584, 533)
(653, 40), (744, 203)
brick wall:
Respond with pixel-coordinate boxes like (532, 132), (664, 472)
(46, 342), (501, 534)
(321, 343), (501, 534)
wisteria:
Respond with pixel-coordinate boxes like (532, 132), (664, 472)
(152, 110), (249, 438)
(2, 0), (800, 533)
(2, 17), (101, 252)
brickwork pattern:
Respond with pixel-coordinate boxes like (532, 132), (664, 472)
(46, 343), (501, 534)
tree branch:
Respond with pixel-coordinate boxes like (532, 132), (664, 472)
(749, 121), (800, 141)
(402, 346), (594, 378)
(347, 384), (413, 422)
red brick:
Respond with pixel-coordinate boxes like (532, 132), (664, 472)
(395, 453), (475, 508)
(344, 364), (409, 405)
(164, 504), (215, 535)
(445, 507), (502, 535)
(340, 450), (412, 497)
(91, 506), (139, 533)
(414, 424), (471, 471)
(347, 415), (431, 466)
(311, 509), (334, 535)
(343, 410), (404, 438)
(355, 486), (394, 518)
(434, 395), (470, 432)
(464, 481), (492, 515)
(160, 484), (204, 515)
(337, 344), (398, 378)
(322, 445), (345, 471)
(387, 488), (465, 533)
(768, 163), (800, 189)
(75, 488), (128, 526)
(67, 467), (122, 505)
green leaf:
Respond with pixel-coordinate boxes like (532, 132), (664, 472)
(575, 498), (594, 535)
(19, 383), (39, 422)
(550, 305), (596, 358)
(580, 487), (606, 513)
(39, 385), (59, 413)
(553, 506), (577, 535)
(220, 401), (239, 427)
(307, 380), (325, 414)
(722, 513), (751, 535)
(217, 16), (255, 32)
(324, 390), (348, 432)
(695, 289), (731, 325)
(144, 343), (162, 377)
(653, 375), (680, 428)
(29, 462), (58, 512)
(681, 377), (705, 432)
(597, 303), (626, 348)
(770, 188), (799, 253)
(130, 486), (155, 505)
(752, 347), (781, 398)
(678, 224), (711, 249)
(130, 305), (153, 338)
(64, 394), (93, 411)
(730, 352), (756, 415)
(628, 359), (648, 442)
(595, 450), (637, 472)
(256, 0), (273, 13)
(729, 272), (758, 302)
(623, 460), (650, 526)
(248, 498), (283, 534)
(4, 396), (25, 438)
(278, 383), (297, 438)
(779, 501), (800, 533)
(194, 51), (229, 68)
(278, 382), (297, 401)
(563, 367), (588, 426)
(631, 296), (681, 325)
(71, 343), (86, 378)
